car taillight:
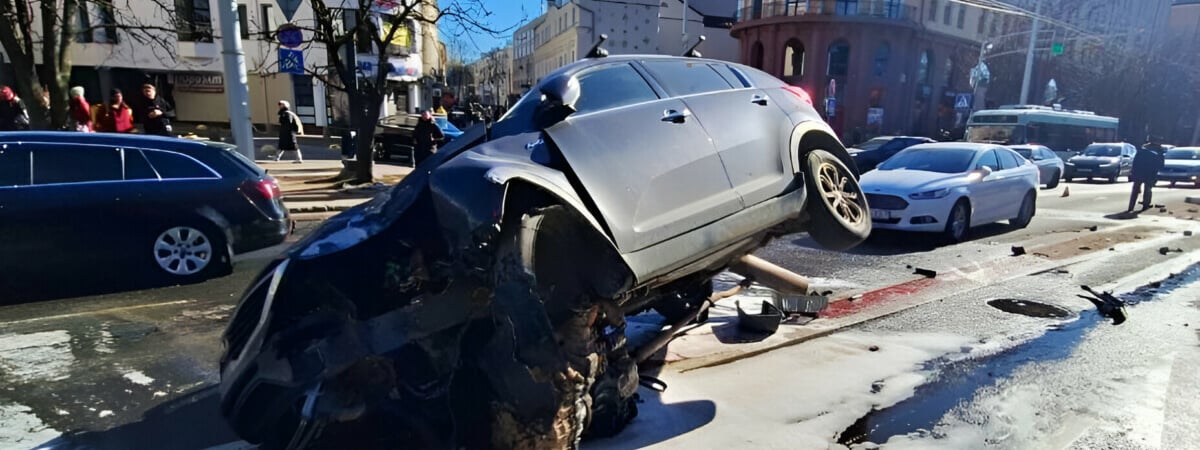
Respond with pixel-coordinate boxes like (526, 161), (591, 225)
(784, 85), (813, 106)
(244, 179), (281, 200)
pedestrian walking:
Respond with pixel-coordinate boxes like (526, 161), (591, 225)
(0, 86), (31, 131)
(1128, 135), (1167, 212)
(136, 83), (174, 136)
(275, 100), (304, 164)
(69, 86), (93, 132)
(92, 89), (134, 133)
(413, 110), (444, 165)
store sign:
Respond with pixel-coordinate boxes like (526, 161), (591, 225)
(357, 54), (422, 82)
(175, 73), (224, 93)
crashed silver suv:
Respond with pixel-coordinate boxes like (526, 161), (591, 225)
(218, 53), (870, 449)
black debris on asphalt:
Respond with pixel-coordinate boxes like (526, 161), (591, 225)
(913, 268), (937, 278)
(1186, 231), (1194, 237)
(1011, 246), (1026, 256)
(1079, 286), (1128, 325)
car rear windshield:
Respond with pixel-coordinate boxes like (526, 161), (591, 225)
(1012, 148), (1033, 158)
(1083, 145), (1121, 156)
(877, 148), (976, 174)
(1165, 149), (1200, 160)
(209, 142), (265, 176)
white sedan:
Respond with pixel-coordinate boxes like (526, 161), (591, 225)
(860, 143), (1040, 242)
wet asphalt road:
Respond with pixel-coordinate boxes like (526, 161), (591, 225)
(2, 181), (1200, 449)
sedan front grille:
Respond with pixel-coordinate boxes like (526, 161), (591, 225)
(866, 194), (909, 210)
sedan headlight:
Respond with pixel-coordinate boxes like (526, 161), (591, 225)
(909, 188), (951, 200)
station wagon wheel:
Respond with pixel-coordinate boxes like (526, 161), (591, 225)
(150, 224), (230, 281)
(804, 150), (871, 251)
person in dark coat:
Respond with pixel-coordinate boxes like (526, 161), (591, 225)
(1129, 135), (1167, 212)
(136, 83), (174, 136)
(413, 110), (444, 165)
(0, 86), (30, 131)
(275, 100), (304, 163)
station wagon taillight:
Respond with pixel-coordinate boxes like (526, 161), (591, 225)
(784, 86), (813, 106)
(244, 179), (281, 200)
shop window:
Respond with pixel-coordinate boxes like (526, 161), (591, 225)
(783, 40), (805, 77)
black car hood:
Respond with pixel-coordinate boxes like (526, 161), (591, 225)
(289, 124), (489, 260)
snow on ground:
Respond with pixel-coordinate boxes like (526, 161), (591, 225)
(0, 331), (74, 382)
(586, 332), (979, 450)
(122, 370), (155, 386)
(0, 403), (60, 450)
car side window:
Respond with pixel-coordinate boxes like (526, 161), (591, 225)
(125, 149), (159, 180)
(31, 145), (123, 184)
(143, 150), (218, 179)
(572, 63), (660, 115)
(640, 60), (734, 97)
(976, 150), (999, 170)
(710, 64), (750, 88)
(997, 149), (1022, 169)
(0, 145), (30, 187)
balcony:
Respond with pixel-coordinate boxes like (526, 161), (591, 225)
(738, 1), (919, 25)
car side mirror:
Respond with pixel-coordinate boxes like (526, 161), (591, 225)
(534, 73), (581, 129)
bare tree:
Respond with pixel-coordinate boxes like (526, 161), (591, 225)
(0, 0), (178, 129)
(293, 0), (512, 183)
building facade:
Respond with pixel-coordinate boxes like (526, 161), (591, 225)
(1170, 0), (1200, 144)
(658, 0), (740, 61)
(734, 0), (991, 142)
(469, 46), (513, 107)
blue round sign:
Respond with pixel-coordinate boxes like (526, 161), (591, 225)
(277, 26), (303, 49)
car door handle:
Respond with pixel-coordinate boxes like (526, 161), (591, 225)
(662, 109), (691, 124)
(751, 95), (769, 106)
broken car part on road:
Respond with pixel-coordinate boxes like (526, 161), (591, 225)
(217, 53), (868, 449)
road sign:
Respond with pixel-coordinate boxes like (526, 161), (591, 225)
(279, 48), (304, 75)
(955, 93), (973, 110)
(1052, 43), (1064, 55)
(277, 25), (303, 49)
(278, 0), (302, 22)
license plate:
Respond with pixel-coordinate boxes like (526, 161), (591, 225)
(1077, 168), (1092, 173)
(871, 209), (892, 220)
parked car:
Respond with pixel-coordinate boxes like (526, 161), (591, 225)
(849, 136), (937, 173)
(373, 113), (464, 165)
(218, 54), (871, 448)
(860, 143), (1039, 243)
(1064, 142), (1136, 183)
(1008, 144), (1064, 188)
(1158, 146), (1200, 187)
(0, 132), (291, 282)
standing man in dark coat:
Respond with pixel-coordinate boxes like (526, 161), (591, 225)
(136, 83), (175, 136)
(275, 101), (304, 163)
(1129, 135), (1167, 212)
(413, 110), (444, 165)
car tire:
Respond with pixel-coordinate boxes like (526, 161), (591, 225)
(804, 150), (871, 251)
(1108, 174), (1118, 183)
(1046, 170), (1061, 189)
(149, 222), (231, 283)
(943, 199), (971, 244)
(488, 206), (637, 447)
(1011, 191), (1036, 229)
(1170, 181), (1177, 187)
(1065, 176), (1073, 183)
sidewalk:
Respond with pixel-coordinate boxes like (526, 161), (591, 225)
(255, 149), (412, 215)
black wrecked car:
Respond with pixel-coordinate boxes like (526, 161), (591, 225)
(218, 51), (871, 449)
(0, 132), (290, 285)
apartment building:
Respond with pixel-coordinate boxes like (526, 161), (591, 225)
(735, 0), (991, 141)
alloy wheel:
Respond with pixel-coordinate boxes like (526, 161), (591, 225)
(816, 162), (866, 227)
(154, 226), (213, 276)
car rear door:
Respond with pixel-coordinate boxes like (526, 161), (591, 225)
(543, 61), (741, 252)
(995, 148), (1031, 218)
(639, 60), (792, 207)
(25, 143), (128, 270)
(0, 144), (37, 274)
(970, 150), (1006, 223)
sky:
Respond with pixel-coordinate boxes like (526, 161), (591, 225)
(438, 0), (543, 62)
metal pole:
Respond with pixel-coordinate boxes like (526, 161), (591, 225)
(216, 0), (255, 159)
(682, 0), (688, 53)
(1019, 0), (1041, 105)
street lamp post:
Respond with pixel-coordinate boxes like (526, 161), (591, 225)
(1019, 0), (1042, 105)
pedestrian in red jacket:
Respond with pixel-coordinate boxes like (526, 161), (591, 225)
(69, 86), (92, 132)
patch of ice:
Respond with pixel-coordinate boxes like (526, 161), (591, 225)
(97, 410), (113, 418)
(0, 403), (60, 450)
(55, 409), (68, 416)
(122, 371), (155, 386)
(0, 331), (75, 382)
(153, 391), (168, 398)
(95, 325), (115, 354)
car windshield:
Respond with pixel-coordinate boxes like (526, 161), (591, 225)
(853, 138), (892, 152)
(1166, 149), (1200, 160)
(1083, 145), (1121, 156)
(877, 148), (977, 173)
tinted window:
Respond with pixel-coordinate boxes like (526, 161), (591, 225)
(975, 150), (999, 170)
(1013, 148), (1033, 159)
(640, 60), (733, 97)
(878, 148), (976, 174)
(32, 146), (123, 184)
(711, 64), (749, 88)
(125, 149), (159, 180)
(0, 146), (30, 187)
(573, 63), (659, 115)
(144, 150), (217, 179)
(997, 149), (1022, 169)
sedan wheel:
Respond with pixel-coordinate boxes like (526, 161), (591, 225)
(804, 150), (871, 250)
(152, 225), (227, 280)
(1046, 170), (1060, 189)
(944, 200), (971, 243)
(1011, 191), (1036, 229)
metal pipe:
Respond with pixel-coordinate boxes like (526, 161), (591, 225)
(727, 254), (810, 295)
(216, 0), (255, 159)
